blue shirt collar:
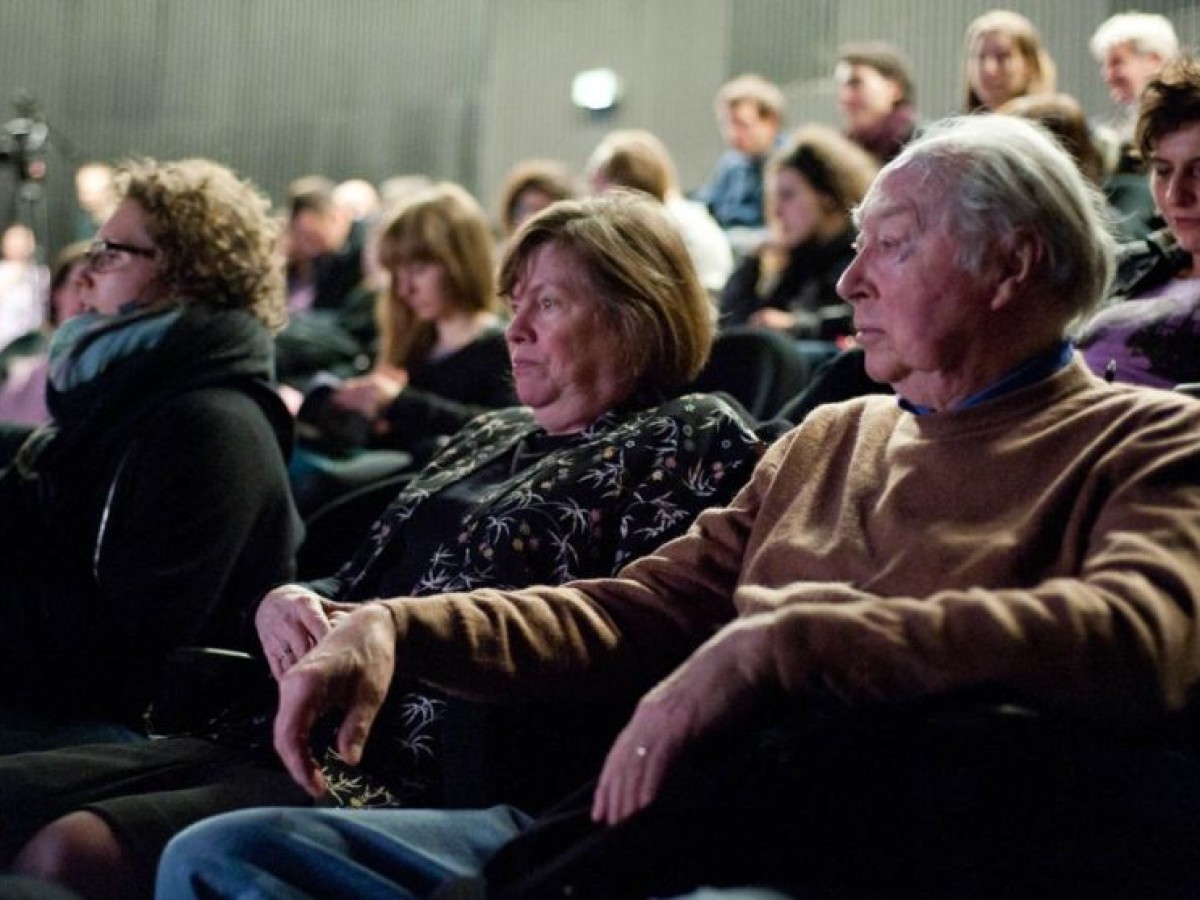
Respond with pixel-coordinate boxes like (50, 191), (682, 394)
(898, 340), (1074, 415)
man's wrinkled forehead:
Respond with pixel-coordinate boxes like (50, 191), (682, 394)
(855, 164), (936, 232)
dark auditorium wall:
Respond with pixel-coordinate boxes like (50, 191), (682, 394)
(1, 0), (1198, 260)
(0, 0), (492, 257)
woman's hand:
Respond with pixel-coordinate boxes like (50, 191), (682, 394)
(332, 367), (407, 419)
(591, 619), (771, 825)
(749, 307), (797, 332)
(255, 584), (355, 680)
(273, 602), (398, 797)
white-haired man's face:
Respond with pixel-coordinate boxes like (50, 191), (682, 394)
(836, 167), (1004, 410)
(1102, 42), (1165, 106)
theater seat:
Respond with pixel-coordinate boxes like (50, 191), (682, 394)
(296, 469), (417, 580)
(688, 325), (811, 421)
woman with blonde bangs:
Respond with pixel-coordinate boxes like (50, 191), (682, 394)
(298, 183), (515, 464)
(963, 9), (1057, 113)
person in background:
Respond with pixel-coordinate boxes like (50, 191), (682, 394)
(282, 174), (363, 315)
(0, 241), (89, 428)
(719, 123), (876, 341)
(696, 74), (785, 257)
(157, 114), (1200, 900)
(494, 158), (578, 250)
(294, 182), (516, 471)
(834, 40), (920, 165)
(1076, 56), (1200, 390)
(962, 9), (1056, 113)
(0, 190), (765, 900)
(0, 157), (301, 754)
(585, 128), (733, 298)
(0, 224), (47, 353)
(274, 176), (373, 390)
(70, 162), (117, 242)
(1089, 10), (1179, 174)
(331, 178), (381, 225)
(998, 91), (1156, 240)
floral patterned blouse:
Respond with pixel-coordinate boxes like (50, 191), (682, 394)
(307, 392), (768, 809)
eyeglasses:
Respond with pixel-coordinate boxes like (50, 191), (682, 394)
(86, 238), (157, 273)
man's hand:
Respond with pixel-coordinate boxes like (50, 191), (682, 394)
(591, 619), (771, 825)
(272, 603), (398, 797)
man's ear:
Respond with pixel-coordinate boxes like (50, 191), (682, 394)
(990, 226), (1041, 311)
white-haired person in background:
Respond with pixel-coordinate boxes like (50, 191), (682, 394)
(1090, 10), (1180, 175)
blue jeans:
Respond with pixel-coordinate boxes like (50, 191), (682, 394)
(156, 805), (532, 899)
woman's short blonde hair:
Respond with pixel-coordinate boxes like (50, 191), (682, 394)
(499, 190), (713, 398)
(374, 182), (498, 367)
(118, 158), (285, 330)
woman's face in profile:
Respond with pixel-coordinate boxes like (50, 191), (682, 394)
(836, 62), (901, 132)
(970, 31), (1030, 109)
(772, 167), (829, 249)
(1149, 121), (1200, 263)
(504, 241), (635, 434)
(78, 200), (166, 316)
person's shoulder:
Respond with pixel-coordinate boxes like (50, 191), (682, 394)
(139, 385), (289, 453)
(1099, 381), (1200, 424)
(1110, 228), (1188, 299)
(647, 391), (759, 429)
(446, 405), (535, 446)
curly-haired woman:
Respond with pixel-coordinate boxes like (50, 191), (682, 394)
(0, 158), (301, 752)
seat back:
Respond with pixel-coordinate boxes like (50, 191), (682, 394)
(297, 469), (417, 580)
(688, 325), (811, 421)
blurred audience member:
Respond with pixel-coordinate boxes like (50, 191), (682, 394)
(294, 182), (514, 475)
(586, 129), (732, 297)
(495, 158), (579, 247)
(720, 124), (876, 341)
(283, 175), (363, 314)
(0, 224), (47, 353)
(999, 91), (1157, 240)
(835, 41), (920, 165)
(70, 161), (117, 242)
(696, 74), (785, 257)
(0, 241), (89, 426)
(963, 9), (1056, 113)
(1090, 10), (1179, 173)
(332, 178), (381, 224)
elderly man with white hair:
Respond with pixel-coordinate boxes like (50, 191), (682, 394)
(1090, 10), (1180, 173)
(158, 115), (1200, 899)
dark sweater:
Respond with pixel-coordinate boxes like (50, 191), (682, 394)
(719, 226), (857, 339)
(0, 304), (302, 725)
